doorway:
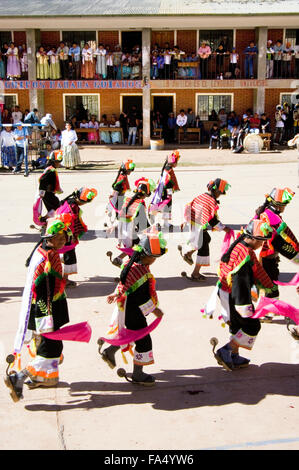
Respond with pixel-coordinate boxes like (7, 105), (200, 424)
(121, 31), (142, 53)
(121, 95), (143, 116)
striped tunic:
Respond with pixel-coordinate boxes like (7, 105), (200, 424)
(119, 197), (146, 222)
(112, 174), (130, 195)
(185, 193), (219, 227)
(219, 241), (275, 294)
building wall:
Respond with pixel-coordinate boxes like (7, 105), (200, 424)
(13, 31), (26, 46)
(98, 31), (119, 48)
(151, 31), (174, 48)
(40, 31), (61, 47)
(267, 29), (284, 43)
(176, 30), (197, 53)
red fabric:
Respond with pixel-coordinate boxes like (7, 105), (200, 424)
(187, 193), (219, 225)
(119, 197), (145, 221)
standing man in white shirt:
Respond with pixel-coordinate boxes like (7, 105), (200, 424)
(12, 105), (23, 124)
(176, 109), (188, 141)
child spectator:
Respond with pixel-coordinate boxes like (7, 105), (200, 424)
(229, 47), (239, 78)
(31, 141), (52, 170)
(209, 122), (220, 149)
(0, 124), (16, 170)
(249, 112), (261, 131)
(231, 125), (239, 150)
(219, 124), (231, 149)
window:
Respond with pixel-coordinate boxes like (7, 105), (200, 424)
(0, 31), (12, 47)
(196, 94), (233, 121)
(285, 29), (299, 48)
(4, 94), (18, 111)
(63, 94), (100, 122)
(199, 30), (233, 52)
(280, 92), (299, 107)
(62, 31), (96, 49)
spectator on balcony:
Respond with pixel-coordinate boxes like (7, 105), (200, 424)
(209, 122), (220, 149)
(244, 41), (258, 79)
(151, 51), (159, 79)
(172, 45), (185, 77)
(229, 47), (239, 79)
(273, 40), (284, 78)
(81, 43), (95, 79)
(106, 50), (114, 79)
(198, 41), (211, 79)
(282, 42), (294, 78)
(95, 44), (107, 79)
(215, 43), (228, 78)
(68, 42), (81, 80)
(1, 43), (9, 71)
(259, 113), (271, 134)
(57, 42), (69, 80)
(0, 51), (5, 79)
(163, 49), (172, 79)
(36, 46), (49, 80)
(157, 52), (165, 79)
(295, 43), (299, 79)
(113, 45), (123, 79)
(266, 40), (274, 79)
(19, 44), (28, 79)
(47, 47), (61, 80)
(6, 43), (21, 80)
(121, 54), (132, 79)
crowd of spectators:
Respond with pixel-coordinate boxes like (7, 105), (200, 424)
(151, 101), (299, 148)
(1, 36), (299, 81)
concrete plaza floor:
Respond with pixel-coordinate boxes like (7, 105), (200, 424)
(0, 147), (298, 451)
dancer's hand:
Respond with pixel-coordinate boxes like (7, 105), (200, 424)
(107, 294), (117, 304)
(153, 307), (164, 318)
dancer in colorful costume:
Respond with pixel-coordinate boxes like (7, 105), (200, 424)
(99, 229), (167, 386)
(105, 159), (135, 228)
(207, 219), (278, 371)
(57, 187), (98, 287)
(178, 178), (232, 281)
(149, 150), (180, 231)
(4, 214), (72, 402)
(108, 177), (156, 267)
(33, 150), (64, 227)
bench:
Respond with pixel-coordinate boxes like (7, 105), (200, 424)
(178, 128), (201, 144)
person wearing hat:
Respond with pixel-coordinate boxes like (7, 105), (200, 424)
(178, 179), (232, 281)
(12, 122), (29, 176)
(37, 150), (64, 217)
(236, 114), (251, 148)
(5, 214), (72, 402)
(255, 188), (299, 320)
(210, 218), (278, 371)
(149, 151), (181, 231)
(99, 229), (167, 386)
(109, 177), (156, 268)
(57, 187), (98, 287)
(105, 159), (136, 228)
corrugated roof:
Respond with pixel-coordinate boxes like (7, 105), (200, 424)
(0, 0), (298, 16)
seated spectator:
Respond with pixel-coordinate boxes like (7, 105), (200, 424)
(249, 112), (261, 131)
(259, 113), (271, 134)
(231, 125), (240, 150)
(227, 111), (239, 132)
(218, 108), (227, 126)
(209, 109), (218, 122)
(50, 128), (61, 150)
(110, 114), (122, 144)
(219, 124), (231, 149)
(176, 109), (188, 140)
(209, 122), (220, 149)
(31, 140), (52, 170)
(186, 108), (196, 128)
(2, 108), (12, 124)
(12, 105), (23, 125)
(236, 114), (251, 147)
(100, 114), (111, 144)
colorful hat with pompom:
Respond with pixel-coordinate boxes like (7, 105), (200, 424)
(266, 187), (295, 207)
(75, 187), (98, 203)
(207, 178), (231, 195)
(42, 213), (73, 238)
(48, 150), (63, 162)
(134, 177), (156, 196)
(134, 227), (167, 257)
(244, 218), (273, 240)
(122, 159), (135, 172)
(167, 150), (180, 165)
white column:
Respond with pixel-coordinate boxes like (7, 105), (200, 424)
(26, 29), (44, 115)
(142, 28), (151, 148)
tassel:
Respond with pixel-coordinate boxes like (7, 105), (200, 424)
(16, 354), (22, 372)
(129, 345), (134, 357)
(121, 350), (128, 364)
(27, 344), (36, 358)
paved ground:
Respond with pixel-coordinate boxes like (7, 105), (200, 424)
(0, 147), (298, 451)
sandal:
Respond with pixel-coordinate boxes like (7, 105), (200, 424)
(131, 374), (156, 387)
(178, 245), (193, 266)
(4, 372), (23, 402)
(191, 274), (207, 282)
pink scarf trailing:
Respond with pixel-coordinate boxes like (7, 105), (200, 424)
(220, 229), (235, 257)
(252, 297), (299, 325)
(42, 322), (92, 342)
(99, 317), (162, 346)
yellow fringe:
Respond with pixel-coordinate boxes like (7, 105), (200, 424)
(129, 345), (134, 357)
(121, 350), (128, 364)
